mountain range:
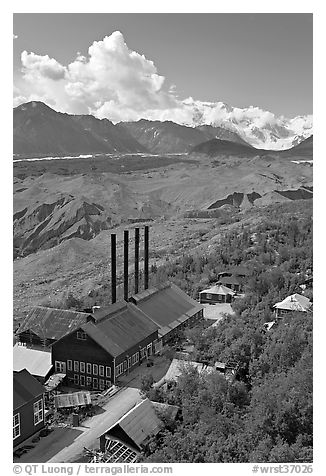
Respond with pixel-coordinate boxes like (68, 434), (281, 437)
(14, 102), (313, 158)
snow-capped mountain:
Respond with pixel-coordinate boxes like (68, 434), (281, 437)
(177, 99), (313, 150)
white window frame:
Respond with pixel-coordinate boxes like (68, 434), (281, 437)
(86, 376), (92, 387)
(55, 361), (66, 373)
(74, 361), (79, 372)
(80, 375), (85, 387)
(206, 293), (212, 300)
(74, 374), (79, 385)
(33, 399), (43, 426)
(67, 360), (72, 371)
(13, 413), (20, 440)
(80, 362), (85, 373)
(93, 378), (98, 389)
(99, 365), (104, 377)
(115, 363), (124, 376)
(86, 363), (92, 374)
(77, 331), (87, 340)
(106, 380), (111, 389)
(93, 364), (98, 375)
(99, 379), (105, 390)
(140, 348), (146, 359)
(106, 366), (111, 378)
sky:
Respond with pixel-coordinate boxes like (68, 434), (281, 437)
(13, 13), (312, 123)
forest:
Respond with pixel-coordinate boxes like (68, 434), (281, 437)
(139, 201), (313, 463)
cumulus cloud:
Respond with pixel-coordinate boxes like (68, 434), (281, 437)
(13, 29), (312, 145)
(21, 51), (67, 81)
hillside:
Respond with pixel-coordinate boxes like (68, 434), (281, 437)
(13, 101), (147, 157)
(119, 119), (248, 154)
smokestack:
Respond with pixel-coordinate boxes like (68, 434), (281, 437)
(111, 234), (117, 304)
(134, 228), (140, 294)
(144, 225), (149, 290)
(124, 230), (129, 301)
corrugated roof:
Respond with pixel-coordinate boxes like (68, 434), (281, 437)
(13, 344), (52, 377)
(200, 284), (235, 295)
(273, 293), (311, 312)
(17, 307), (91, 341)
(81, 302), (159, 357)
(105, 399), (162, 449)
(130, 282), (203, 333)
(13, 369), (45, 410)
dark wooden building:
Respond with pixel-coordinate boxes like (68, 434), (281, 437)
(129, 282), (203, 345)
(16, 307), (92, 349)
(13, 369), (45, 447)
(217, 266), (250, 293)
(51, 301), (159, 389)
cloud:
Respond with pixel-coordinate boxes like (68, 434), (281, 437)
(21, 51), (67, 81)
(13, 30), (312, 145)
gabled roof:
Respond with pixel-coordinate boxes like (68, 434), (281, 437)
(200, 284), (235, 295)
(13, 369), (45, 411)
(13, 344), (52, 378)
(273, 293), (311, 312)
(81, 302), (159, 358)
(103, 398), (162, 450)
(17, 307), (91, 341)
(129, 282), (203, 338)
(217, 275), (242, 285)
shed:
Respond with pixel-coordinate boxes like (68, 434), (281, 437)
(16, 307), (92, 348)
(13, 344), (53, 383)
(99, 399), (162, 452)
(199, 284), (235, 304)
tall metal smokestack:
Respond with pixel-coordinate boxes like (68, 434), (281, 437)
(111, 234), (117, 304)
(144, 225), (149, 290)
(134, 227), (140, 295)
(124, 230), (129, 301)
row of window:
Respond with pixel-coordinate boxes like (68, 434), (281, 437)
(115, 347), (149, 377)
(13, 398), (43, 440)
(67, 361), (111, 378)
(72, 375), (111, 390)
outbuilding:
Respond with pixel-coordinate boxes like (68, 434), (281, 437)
(199, 284), (235, 304)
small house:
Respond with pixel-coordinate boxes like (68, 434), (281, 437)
(273, 293), (312, 318)
(13, 369), (45, 447)
(199, 284), (235, 304)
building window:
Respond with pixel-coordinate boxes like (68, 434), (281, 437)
(132, 353), (139, 365)
(93, 378), (98, 389)
(67, 360), (72, 371)
(123, 360), (127, 371)
(13, 413), (20, 440)
(99, 379), (105, 390)
(55, 361), (66, 373)
(115, 363), (124, 376)
(80, 375), (85, 387)
(106, 380), (112, 389)
(206, 293), (212, 300)
(99, 365), (104, 377)
(80, 362), (85, 373)
(106, 366), (111, 378)
(86, 376), (92, 387)
(74, 374), (79, 385)
(86, 363), (92, 374)
(74, 361), (79, 372)
(140, 348), (146, 359)
(33, 399), (43, 426)
(93, 364), (98, 375)
(77, 331), (87, 340)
